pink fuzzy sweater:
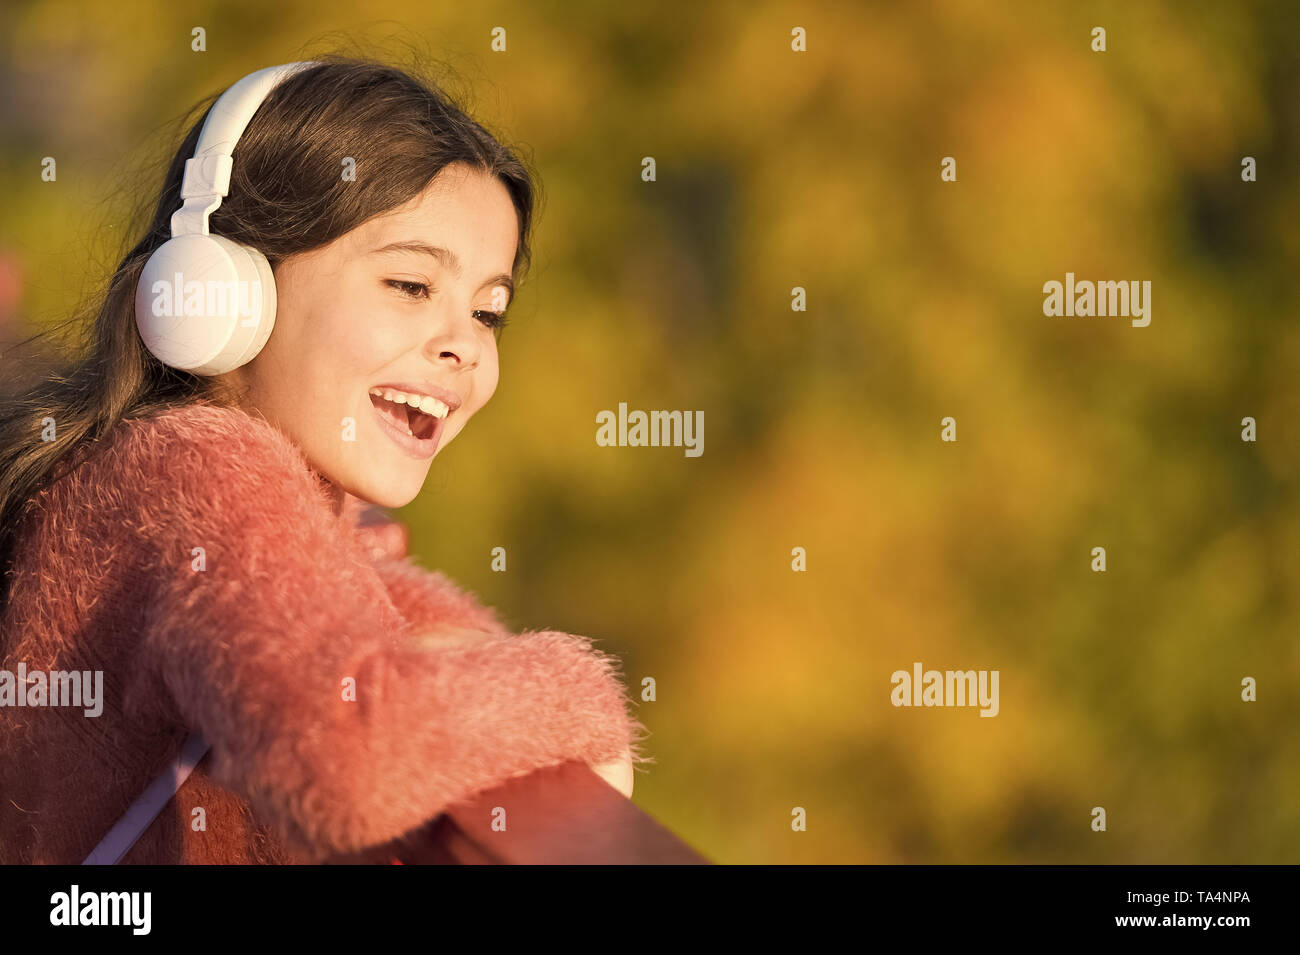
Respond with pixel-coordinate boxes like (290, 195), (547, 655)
(0, 402), (645, 864)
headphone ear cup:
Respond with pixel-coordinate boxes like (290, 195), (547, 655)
(222, 240), (277, 372)
(135, 233), (277, 376)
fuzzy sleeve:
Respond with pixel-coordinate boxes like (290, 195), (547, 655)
(370, 557), (511, 637)
(114, 405), (643, 860)
(346, 497), (510, 636)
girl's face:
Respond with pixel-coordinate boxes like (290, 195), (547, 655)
(222, 162), (518, 510)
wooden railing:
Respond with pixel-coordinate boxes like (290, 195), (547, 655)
(332, 760), (711, 864)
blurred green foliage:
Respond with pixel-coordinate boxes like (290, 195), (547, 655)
(2, 0), (1297, 863)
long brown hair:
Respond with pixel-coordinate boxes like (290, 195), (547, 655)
(0, 55), (538, 610)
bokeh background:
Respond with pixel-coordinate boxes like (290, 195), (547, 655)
(2, 0), (1297, 863)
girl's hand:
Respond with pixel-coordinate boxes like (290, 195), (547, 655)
(497, 747), (635, 799)
(588, 747), (634, 799)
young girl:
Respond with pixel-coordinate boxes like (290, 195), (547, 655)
(0, 56), (645, 864)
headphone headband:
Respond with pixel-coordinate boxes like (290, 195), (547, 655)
(136, 61), (317, 375)
(171, 61), (316, 238)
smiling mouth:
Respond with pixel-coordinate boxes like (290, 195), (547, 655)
(369, 391), (439, 440)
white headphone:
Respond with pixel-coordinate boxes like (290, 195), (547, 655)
(134, 62), (316, 376)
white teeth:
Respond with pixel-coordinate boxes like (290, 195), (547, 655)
(418, 395), (450, 418)
(369, 387), (452, 419)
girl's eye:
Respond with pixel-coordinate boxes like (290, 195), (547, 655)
(386, 279), (430, 300)
(386, 280), (508, 330)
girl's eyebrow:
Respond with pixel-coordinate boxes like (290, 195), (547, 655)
(368, 239), (514, 305)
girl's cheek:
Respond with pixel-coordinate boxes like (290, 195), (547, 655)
(339, 313), (404, 362)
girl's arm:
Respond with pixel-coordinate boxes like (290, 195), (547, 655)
(346, 496), (510, 637)
(371, 557), (510, 638)
(117, 405), (644, 860)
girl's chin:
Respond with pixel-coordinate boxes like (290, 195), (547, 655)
(357, 474), (425, 510)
